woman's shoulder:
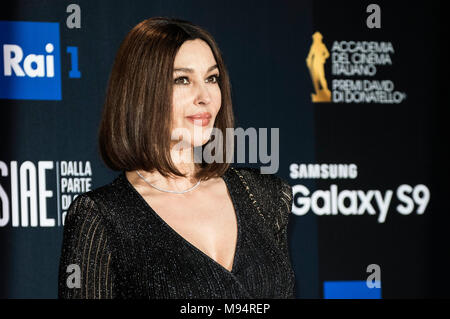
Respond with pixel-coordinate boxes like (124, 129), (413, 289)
(226, 165), (293, 233)
(227, 166), (291, 195)
(64, 172), (126, 220)
(226, 166), (293, 212)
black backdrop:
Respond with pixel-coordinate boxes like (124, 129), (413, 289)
(0, 0), (447, 298)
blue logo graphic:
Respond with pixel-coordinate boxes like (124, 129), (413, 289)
(0, 21), (61, 100)
(323, 280), (382, 299)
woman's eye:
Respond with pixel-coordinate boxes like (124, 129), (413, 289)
(174, 76), (190, 85)
(174, 74), (220, 85)
(206, 74), (220, 84)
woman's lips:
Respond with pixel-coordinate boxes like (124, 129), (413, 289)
(186, 117), (211, 126)
(186, 113), (211, 126)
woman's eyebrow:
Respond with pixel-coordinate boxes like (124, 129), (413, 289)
(173, 64), (218, 73)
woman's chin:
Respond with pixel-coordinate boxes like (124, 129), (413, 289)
(192, 138), (212, 147)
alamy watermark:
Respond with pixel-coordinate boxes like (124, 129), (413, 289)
(171, 120), (280, 174)
(366, 263), (381, 288)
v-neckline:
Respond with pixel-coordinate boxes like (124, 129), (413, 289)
(120, 168), (241, 276)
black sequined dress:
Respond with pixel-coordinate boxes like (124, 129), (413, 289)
(58, 166), (295, 299)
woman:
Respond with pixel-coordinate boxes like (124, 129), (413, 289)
(58, 17), (295, 299)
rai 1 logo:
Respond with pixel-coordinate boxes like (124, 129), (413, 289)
(0, 5), (82, 100)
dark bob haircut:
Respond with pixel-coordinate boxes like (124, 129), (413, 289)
(98, 17), (234, 181)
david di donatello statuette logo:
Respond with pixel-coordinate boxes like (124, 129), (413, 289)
(306, 31), (331, 103)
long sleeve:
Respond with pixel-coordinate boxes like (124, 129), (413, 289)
(58, 194), (116, 299)
(275, 180), (296, 298)
(274, 180), (293, 258)
(229, 167), (296, 298)
(230, 166), (294, 257)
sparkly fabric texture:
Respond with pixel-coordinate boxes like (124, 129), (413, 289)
(58, 166), (295, 299)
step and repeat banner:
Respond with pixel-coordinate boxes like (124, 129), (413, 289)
(0, 0), (446, 298)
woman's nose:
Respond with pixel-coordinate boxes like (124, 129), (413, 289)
(194, 82), (211, 105)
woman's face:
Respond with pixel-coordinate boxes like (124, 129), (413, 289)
(171, 39), (222, 149)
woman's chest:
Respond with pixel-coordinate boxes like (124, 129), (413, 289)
(140, 181), (239, 272)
